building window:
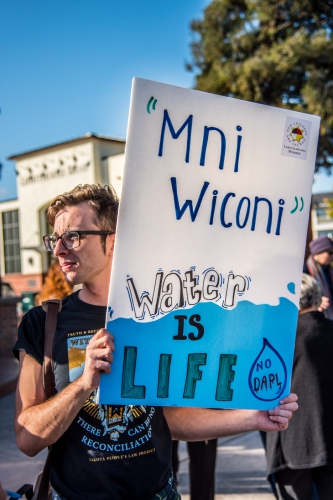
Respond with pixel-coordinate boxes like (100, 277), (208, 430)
(316, 207), (332, 222)
(2, 210), (21, 273)
(318, 230), (333, 238)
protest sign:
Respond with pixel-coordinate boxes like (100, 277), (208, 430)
(98, 77), (320, 409)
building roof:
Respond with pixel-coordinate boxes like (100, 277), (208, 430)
(8, 133), (125, 161)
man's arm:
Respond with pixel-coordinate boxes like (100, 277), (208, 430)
(163, 394), (298, 441)
(15, 329), (114, 457)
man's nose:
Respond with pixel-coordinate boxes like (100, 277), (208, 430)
(53, 237), (68, 256)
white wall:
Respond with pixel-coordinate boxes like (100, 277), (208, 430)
(107, 154), (125, 198)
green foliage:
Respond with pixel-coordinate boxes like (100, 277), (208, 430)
(187, 0), (333, 171)
(325, 198), (333, 218)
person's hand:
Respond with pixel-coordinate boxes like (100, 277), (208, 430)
(318, 296), (329, 312)
(255, 393), (298, 432)
(80, 329), (115, 391)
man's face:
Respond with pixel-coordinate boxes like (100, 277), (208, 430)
(313, 249), (333, 266)
(53, 202), (114, 286)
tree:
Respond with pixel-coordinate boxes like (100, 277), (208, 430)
(187, 0), (333, 172)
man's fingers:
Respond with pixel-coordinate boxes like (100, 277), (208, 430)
(267, 394), (298, 427)
(93, 359), (112, 374)
(275, 394), (298, 413)
(93, 347), (114, 363)
(93, 328), (114, 343)
(85, 330), (115, 376)
(89, 330), (115, 351)
(267, 415), (289, 430)
(268, 409), (293, 419)
(88, 350), (113, 374)
(279, 393), (298, 405)
(269, 402), (298, 415)
(279, 402), (299, 412)
(268, 415), (289, 423)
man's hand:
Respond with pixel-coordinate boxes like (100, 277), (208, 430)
(81, 329), (115, 391)
(16, 329), (115, 456)
(255, 393), (298, 432)
(164, 393), (298, 441)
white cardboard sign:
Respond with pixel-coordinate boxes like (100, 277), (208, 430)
(99, 78), (320, 409)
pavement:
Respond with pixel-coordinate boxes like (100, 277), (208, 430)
(0, 357), (276, 499)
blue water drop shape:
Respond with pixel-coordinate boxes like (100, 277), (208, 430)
(287, 282), (296, 294)
(248, 338), (287, 402)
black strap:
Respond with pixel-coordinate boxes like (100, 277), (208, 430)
(9, 484), (34, 500)
(34, 299), (62, 500)
(42, 299), (62, 399)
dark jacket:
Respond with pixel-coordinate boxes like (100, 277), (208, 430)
(266, 311), (333, 475)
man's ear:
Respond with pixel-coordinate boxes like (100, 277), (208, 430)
(109, 233), (116, 256)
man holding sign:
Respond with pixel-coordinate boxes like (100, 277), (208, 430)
(14, 184), (297, 500)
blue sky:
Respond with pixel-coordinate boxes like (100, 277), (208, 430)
(0, 0), (209, 201)
(1, 0), (331, 201)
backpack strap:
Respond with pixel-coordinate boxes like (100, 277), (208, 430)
(41, 299), (62, 399)
(32, 299), (62, 500)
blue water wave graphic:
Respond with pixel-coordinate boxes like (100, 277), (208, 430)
(100, 298), (298, 410)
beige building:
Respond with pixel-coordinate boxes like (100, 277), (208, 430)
(0, 133), (125, 296)
(311, 192), (333, 239)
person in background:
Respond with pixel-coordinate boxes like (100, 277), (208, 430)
(172, 439), (217, 500)
(304, 235), (333, 319)
(265, 273), (333, 499)
(35, 260), (74, 305)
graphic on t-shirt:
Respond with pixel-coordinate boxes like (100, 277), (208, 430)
(67, 330), (151, 449)
(83, 397), (147, 441)
(68, 331), (97, 381)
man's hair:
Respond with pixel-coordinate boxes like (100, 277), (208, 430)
(47, 184), (119, 252)
(299, 273), (322, 311)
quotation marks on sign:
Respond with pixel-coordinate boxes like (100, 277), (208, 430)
(147, 97), (157, 114)
(290, 196), (304, 214)
(108, 306), (113, 319)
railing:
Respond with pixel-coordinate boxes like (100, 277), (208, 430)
(316, 214), (333, 222)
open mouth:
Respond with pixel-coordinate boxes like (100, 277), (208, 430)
(61, 261), (77, 272)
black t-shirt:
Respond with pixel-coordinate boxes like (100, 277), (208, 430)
(13, 292), (172, 500)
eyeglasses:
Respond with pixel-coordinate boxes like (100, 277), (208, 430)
(43, 230), (115, 252)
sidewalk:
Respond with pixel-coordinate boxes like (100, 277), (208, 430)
(177, 434), (275, 499)
(0, 358), (275, 499)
